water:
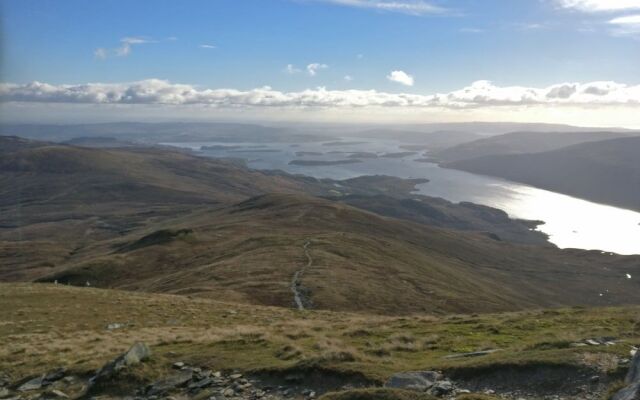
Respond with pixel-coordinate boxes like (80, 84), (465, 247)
(163, 139), (640, 255)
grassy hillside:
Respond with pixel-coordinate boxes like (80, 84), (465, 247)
(445, 136), (640, 211)
(3, 136), (640, 316)
(1, 284), (638, 398)
(331, 194), (549, 246)
(24, 192), (640, 315)
(432, 131), (631, 163)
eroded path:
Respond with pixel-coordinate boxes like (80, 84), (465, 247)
(291, 241), (312, 310)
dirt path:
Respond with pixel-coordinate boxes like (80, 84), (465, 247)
(291, 241), (312, 310)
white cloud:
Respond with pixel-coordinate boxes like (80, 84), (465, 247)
(285, 64), (302, 74)
(94, 37), (155, 59)
(93, 48), (108, 60)
(555, 0), (640, 12)
(609, 14), (640, 36)
(460, 27), (484, 33)
(306, 63), (328, 76)
(344, 75), (354, 81)
(2, 79), (639, 109)
(387, 70), (414, 86)
(199, 44), (217, 49)
(316, 0), (448, 15)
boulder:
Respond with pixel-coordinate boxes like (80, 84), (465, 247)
(627, 351), (640, 385)
(429, 380), (454, 396)
(90, 342), (151, 384)
(147, 370), (193, 395)
(384, 371), (441, 391)
(612, 382), (640, 400)
(43, 368), (66, 385)
(612, 352), (640, 400)
(17, 376), (44, 392)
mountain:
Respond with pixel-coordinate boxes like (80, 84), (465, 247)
(331, 194), (549, 246)
(4, 283), (639, 399)
(432, 131), (632, 163)
(394, 122), (637, 136)
(0, 122), (330, 143)
(445, 136), (640, 211)
(351, 129), (481, 149)
(3, 136), (640, 316)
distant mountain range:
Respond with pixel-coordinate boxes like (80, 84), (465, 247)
(432, 131), (634, 163)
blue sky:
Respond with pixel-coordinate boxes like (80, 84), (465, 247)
(1, 0), (640, 126)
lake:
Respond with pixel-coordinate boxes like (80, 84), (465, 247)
(164, 138), (640, 255)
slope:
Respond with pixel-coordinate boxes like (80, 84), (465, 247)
(445, 136), (640, 211)
(432, 131), (631, 163)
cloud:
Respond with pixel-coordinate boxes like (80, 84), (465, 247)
(199, 44), (217, 49)
(285, 64), (302, 74)
(609, 14), (640, 36)
(555, 0), (640, 12)
(314, 0), (448, 15)
(344, 75), (354, 81)
(93, 48), (108, 60)
(306, 63), (328, 76)
(387, 70), (414, 86)
(94, 37), (156, 59)
(116, 37), (155, 56)
(515, 22), (548, 30)
(2, 79), (639, 109)
(459, 27), (484, 33)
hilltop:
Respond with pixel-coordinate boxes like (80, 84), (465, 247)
(1, 283), (639, 399)
(431, 131), (632, 163)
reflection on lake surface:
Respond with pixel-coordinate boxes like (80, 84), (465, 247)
(164, 139), (640, 255)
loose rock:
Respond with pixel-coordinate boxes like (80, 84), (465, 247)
(385, 371), (441, 391)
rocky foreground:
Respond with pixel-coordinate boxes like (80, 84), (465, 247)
(1, 341), (639, 400)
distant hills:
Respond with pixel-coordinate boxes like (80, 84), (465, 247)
(0, 122), (330, 143)
(445, 136), (640, 212)
(3, 135), (640, 315)
(432, 131), (632, 163)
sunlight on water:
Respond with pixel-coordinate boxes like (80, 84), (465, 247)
(164, 139), (640, 255)
(480, 183), (640, 254)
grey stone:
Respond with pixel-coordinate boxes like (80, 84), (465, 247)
(43, 368), (66, 384)
(0, 388), (10, 398)
(147, 370), (193, 395)
(18, 376), (44, 391)
(188, 377), (213, 390)
(91, 342), (152, 385)
(612, 382), (640, 400)
(384, 371), (441, 391)
(429, 380), (454, 396)
(627, 351), (640, 385)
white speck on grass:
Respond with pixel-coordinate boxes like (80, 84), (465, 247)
(627, 273), (632, 279)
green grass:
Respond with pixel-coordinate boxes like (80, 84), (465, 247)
(1, 283), (638, 393)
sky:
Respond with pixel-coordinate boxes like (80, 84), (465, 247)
(1, 0), (639, 127)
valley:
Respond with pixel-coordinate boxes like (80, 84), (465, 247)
(2, 125), (640, 399)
